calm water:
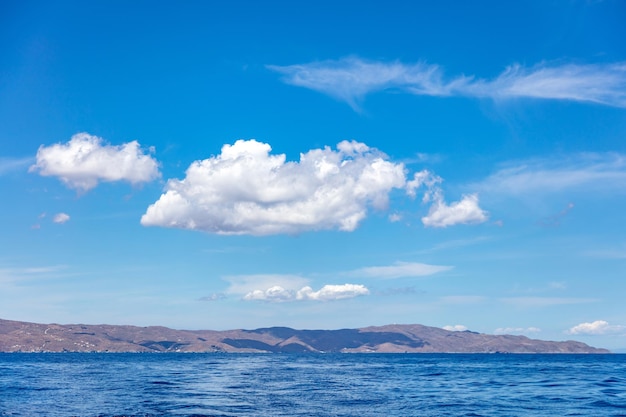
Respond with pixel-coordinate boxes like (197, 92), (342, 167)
(1, 353), (625, 416)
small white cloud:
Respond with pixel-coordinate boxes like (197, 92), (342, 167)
(443, 324), (468, 332)
(244, 285), (296, 302)
(141, 139), (406, 235)
(405, 170), (488, 228)
(388, 213), (402, 222)
(567, 320), (626, 335)
(494, 327), (541, 335)
(353, 261), (452, 279)
(243, 283), (369, 302)
(224, 274), (309, 296)
(30, 133), (160, 191)
(270, 57), (626, 108)
(297, 284), (369, 301)
(422, 193), (488, 228)
(406, 170), (441, 199)
(52, 213), (70, 224)
(412, 153), (443, 164)
(198, 293), (226, 302)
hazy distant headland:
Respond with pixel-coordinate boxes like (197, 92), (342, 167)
(0, 318), (609, 353)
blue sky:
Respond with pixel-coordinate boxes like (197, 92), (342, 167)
(1, 0), (626, 350)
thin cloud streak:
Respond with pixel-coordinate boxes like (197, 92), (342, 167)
(476, 153), (626, 195)
(584, 247), (626, 259)
(0, 156), (34, 175)
(418, 236), (492, 253)
(351, 261), (453, 279)
(441, 295), (486, 304)
(270, 57), (626, 108)
(268, 58), (458, 110)
(466, 62), (626, 106)
(0, 265), (69, 286)
(501, 297), (598, 308)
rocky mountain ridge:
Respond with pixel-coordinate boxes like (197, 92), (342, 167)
(0, 318), (609, 353)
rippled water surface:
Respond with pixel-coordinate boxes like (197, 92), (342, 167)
(1, 353), (625, 416)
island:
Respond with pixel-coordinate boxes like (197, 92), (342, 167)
(0, 318), (609, 353)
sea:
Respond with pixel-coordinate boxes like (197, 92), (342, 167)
(1, 353), (625, 417)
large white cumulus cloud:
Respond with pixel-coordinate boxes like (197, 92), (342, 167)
(141, 139), (407, 235)
(30, 133), (160, 191)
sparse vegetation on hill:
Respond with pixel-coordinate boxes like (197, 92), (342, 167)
(0, 319), (608, 353)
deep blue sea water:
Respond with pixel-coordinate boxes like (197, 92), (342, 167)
(1, 353), (625, 417)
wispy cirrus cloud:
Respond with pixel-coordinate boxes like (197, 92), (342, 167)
(584, 245), (626, 259)
(351, 261), (452, 279)
(0, 156), (33, 175)
(466, 62), (626, 105)
(373, 286), (420, 296)
(441, 295), (486, 304)
(30, 133), (160, 191)
(476, 153), (626, 196)
(501, 297), (598, 308)
(0, 265), (68, 287)
(269, 57), (626, 109)
(268, 57), (461, 110)
(419, 236), (492, 253)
